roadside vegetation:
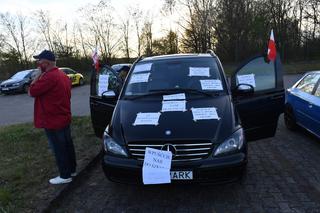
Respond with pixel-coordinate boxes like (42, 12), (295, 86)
(0, 116), (101, 212)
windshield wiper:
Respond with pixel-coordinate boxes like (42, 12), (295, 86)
(123, 91), (171, 100)
(124, 88), (221, 100)
(149, 88), (220, 97)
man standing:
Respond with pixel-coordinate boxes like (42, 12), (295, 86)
(29, 50), (77, 185)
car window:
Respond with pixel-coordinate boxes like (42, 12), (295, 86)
(11, 70), (30, 80)
(315, 83), (320, 97)
(124, 57), (223, 96)
(296, 73), (320, 94)
(236, 57), (276, 92)
(96, 67), (120, 96)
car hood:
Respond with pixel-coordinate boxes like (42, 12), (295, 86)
(0, 79), (22, 85)
(114, 95), (236, 144)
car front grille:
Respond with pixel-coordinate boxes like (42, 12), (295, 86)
(127, 141), (213, 162)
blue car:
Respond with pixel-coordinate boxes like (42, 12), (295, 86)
(284, 71), (320, 138)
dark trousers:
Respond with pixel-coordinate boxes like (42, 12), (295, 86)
(45, 125), (77, 179)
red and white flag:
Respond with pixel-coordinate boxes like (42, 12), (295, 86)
(267, 29), (276, 61)
(92, 48), (100, 72)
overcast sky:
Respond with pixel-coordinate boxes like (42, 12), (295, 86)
(0, 0), (163, 17)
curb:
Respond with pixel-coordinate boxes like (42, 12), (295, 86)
(39, 149), (103, 212)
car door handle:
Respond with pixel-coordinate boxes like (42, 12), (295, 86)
(308, 103), (313, 108)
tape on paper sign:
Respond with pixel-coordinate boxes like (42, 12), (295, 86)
(133, 112), (161, 126)
(129, 73), (150, 84)
(237, 74), (256, 87)
(162, 100), (187, 112)
(200, 79), (223, 90)
(189, 67), (210, 77)
(98, 74), (109, 96)
(191, 107), (220, 121)
(134, 63), (152, 73)
(163, 93), (186, 100)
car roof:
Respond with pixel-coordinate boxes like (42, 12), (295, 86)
(140, 53), (215, 62)
(304, 70), (320, 75)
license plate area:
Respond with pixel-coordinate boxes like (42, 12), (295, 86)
(170, 171), (193, 180)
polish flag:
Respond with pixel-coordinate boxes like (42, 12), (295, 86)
(92, 48), (100, 72)
(267, 29), (276, 61)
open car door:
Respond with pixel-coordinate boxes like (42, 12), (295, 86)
(90, 66), (122, 138)
(231, 55), (284, 141)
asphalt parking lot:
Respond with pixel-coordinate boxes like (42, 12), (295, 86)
(0, 85), (90, 126)
(53, 115), (320, 213)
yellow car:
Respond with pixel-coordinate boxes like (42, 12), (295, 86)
(61, 67), (84, 86)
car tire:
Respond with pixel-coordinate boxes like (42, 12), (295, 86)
(284, 105), (297, 131)
(79, 78), (84, 86)
(23, 84), (29, 93)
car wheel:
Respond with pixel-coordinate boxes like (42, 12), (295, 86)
(79, 78), (84, 86)
(23, 84), (30, 93)
(284, 105), (297, 130)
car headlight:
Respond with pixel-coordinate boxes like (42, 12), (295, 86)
(12, 83), (20, 86)
(103, 132), (128, 157)
(214, 128), (244, 156)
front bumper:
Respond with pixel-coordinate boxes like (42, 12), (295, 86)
(0, 85), (23, 94)
(102, 146), (247, 184)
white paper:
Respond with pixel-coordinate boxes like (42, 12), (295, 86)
(133, 112), (161, 126)
(191, 107), (220, 121)
(163, 93), (186, 100)
(143, 147), (172, 185)
(162, 101), (186, 112)
(189, 67), (210, 77)
(98, 74), (109, 96)
(237, 74), (256, 87)
(134, 63), (153, 73)
(129, 73), (150, 84)
(200, 79), (223, 90)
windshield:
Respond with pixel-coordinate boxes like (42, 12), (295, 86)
(10, 70), (30, 80)
(124, 57), (224, 97)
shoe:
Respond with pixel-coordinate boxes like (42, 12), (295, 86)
(49, 176), (72, 185)
(71, 172), (77, 177)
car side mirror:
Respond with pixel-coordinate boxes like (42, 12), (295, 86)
(101, 90), (118, 100)
(234, 84), (254, 96)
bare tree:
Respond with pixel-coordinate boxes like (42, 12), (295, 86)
(131, 7), (143, 56)
(34, 10), (54, 51)
(0, 12), (36, 66)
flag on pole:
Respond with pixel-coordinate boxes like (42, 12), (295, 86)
(267, 29), (276, 61)
(92, 48), (100, 72)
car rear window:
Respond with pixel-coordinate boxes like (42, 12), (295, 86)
(124, 57), (223, 96)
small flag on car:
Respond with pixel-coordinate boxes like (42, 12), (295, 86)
(267, 29), (277, 61)
(92, 48), (100, 72)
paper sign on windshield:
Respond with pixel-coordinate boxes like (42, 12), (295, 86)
(129, 73), (150, 84)
(163, 93), (186, 100)
(98, 74), (109, 96)
(191, 107), (220, 121)
(189, 67), (210, 77)
(162, 101), (187, 112)
(134, 63), (152, 73)
(143, 147), (172, 185)
(200, 79), (223, 90)
(133, 112), (161, 126)
(237, 74), (256, 87)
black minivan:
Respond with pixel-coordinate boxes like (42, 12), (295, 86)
(90, 52), (284, 183)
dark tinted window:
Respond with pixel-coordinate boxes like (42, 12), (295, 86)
(124, 57), (223, 96)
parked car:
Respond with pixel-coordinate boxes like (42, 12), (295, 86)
(90, 52), (284, 184)
(60, 67), (84, 86)
(0, 69), (39, 94)
(284, 71), (320, 138)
